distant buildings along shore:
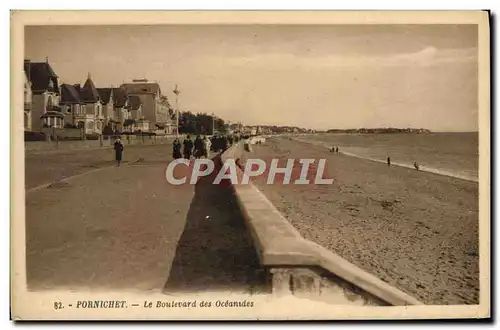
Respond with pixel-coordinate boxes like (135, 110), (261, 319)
(23, 58), (175, 138)
(325, 128), (432, 134)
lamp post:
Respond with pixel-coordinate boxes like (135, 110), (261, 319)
(173, 84), (180, 137)
(212, 112), (215, 135)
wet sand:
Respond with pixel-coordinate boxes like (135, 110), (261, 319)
(247, 137), (479, 305)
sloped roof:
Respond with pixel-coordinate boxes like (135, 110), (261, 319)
(60, 84), (83, 104)
(127, 95), (142, 110)
(24, 60), (59, 94)
(112, 87), (127, 108)
(120, 82), (161, 95)
(80, 77), (100, 103)
(97, 88), (113, 104)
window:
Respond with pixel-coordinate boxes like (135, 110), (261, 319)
(46, 95), (53, 111)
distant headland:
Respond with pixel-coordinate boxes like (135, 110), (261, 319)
(325, 128), (432, 134)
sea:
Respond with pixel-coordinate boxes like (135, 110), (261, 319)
(295, 132), (479, 182)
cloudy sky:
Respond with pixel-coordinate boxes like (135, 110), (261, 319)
(25, 24), (478, 131)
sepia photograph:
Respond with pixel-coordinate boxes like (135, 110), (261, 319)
(10, 10), (490, 320)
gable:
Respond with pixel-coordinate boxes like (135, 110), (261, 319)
(24, 61), (59, 94)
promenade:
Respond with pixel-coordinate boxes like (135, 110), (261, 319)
(25, 143), (267, 294)
(24, 137), (479, 305)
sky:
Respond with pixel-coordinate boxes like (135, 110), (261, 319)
(24, 24), (478, 131)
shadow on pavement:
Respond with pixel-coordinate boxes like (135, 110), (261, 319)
(163, 154), (270, 295)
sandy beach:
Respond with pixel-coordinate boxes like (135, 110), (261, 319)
(246, 137), (479, 305)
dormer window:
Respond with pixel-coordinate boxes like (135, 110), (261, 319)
(48, 79), (54, 89)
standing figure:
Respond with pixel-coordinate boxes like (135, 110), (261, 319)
(183, 135), (194, 159)
(210, 136), (216, 152)
(413, 161), (420, 171)
(387, 157), (391, 166)
(214, 135), (221, 152)
(172, 138), (182, 159)
(203, 136), (212, 159)
(221, 135), (228, 152)
(194, 135), (203, 159)
(335, 146), (339, 153)
(114, 138), (124, 167)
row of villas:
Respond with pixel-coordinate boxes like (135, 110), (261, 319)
(23, 58), (175, 135)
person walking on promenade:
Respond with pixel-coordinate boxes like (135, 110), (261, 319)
(210, 135), (216, 152)
(221, 135), (228, 152)
(387, 157), (391, 166)
(172, 138), (182, 159)
(203, 136), (212, 159)
(413, 161), (420, 171)
(214, 135), (221, 152)
(183, 135), (194, 160)
(336, 146), (339, 153)
(194, 135), (203, 159)
(114, 138), (124, 167)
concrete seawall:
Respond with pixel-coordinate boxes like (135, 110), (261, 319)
(221, 140), (423, 306)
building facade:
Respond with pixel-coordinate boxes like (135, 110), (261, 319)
(79, 73), (103, 134)
(58, 74), (107, 135)
(120, 79), (173, 133)
(24, 58), (62, 130)
(24, 71), (32, 131)
(97, 87), (122, 132)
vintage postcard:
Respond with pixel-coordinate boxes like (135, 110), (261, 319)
(11, 10), (490, 320)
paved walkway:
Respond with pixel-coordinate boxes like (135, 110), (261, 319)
(25, 144), (172, 190)
(25, 146), (267, 294)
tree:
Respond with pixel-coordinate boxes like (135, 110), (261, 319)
(176, 111), (231, 135)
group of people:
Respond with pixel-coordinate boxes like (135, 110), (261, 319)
(329, 146), (339, 153)
(326, 145), (421, 171)
(112, 134), (241, 166)
(172, 134), (240, 160)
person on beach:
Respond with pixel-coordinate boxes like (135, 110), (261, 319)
(183, 135), (194, 159)
(114, 138), (124, 167)
(172, 138), (182, 159)
(413, 161), (420, 171)
(336, 146), (339, 153)
(203, 136), (212, 159)
(387, 157), (391, 166)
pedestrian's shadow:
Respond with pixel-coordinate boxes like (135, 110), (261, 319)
(163, 154), (270, 295)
